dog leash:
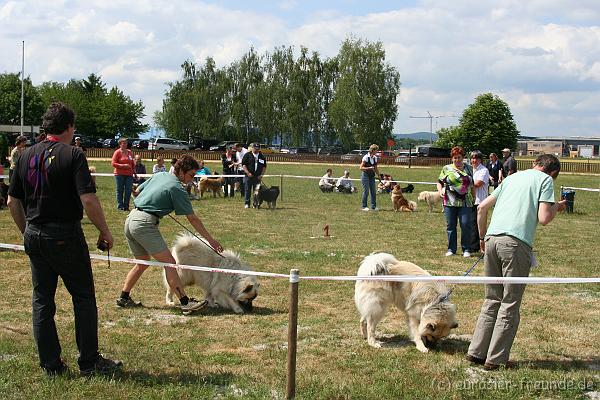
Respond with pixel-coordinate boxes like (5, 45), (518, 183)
(437, 253), (484, 303)
(167, 215), (225, 258)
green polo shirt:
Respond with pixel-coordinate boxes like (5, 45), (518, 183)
(133, 172), (193, 217)
(486, 169), (555, 247)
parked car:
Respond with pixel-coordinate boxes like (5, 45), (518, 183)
(394, 151), (418, 164)
(209, 141), (238, 152)
(319, 146), (344, 155)
(341, 149), (368, 161)
(376, 150), (397, 159)
(288, 147), (315, 155)
(258, 144), (279, 154)
(71, 135), (97, 148)
(190, 138), (220, 150)
(103, 138), (118, 148)
(148, 137), (189, 151)
(132, 139), (149, 149)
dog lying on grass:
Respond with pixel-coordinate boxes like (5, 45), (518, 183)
(354, 252), (458, 352)
(391, 185), (417, 212)
(167, 233), (259, 314)
(418, 191), (442, 212)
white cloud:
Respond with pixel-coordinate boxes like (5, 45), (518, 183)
(1, 0), (600, 136)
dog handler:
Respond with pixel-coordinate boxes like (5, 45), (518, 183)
(117, 155), (223, 313)
(360, 144), (380, 211)
(7, 102), (122, 376)
(467, 154), (566, 370)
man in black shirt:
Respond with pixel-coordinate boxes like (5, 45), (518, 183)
(242, 143), (267, 208)
(7, 102), (122, 376)
(499, 148), (517, 183)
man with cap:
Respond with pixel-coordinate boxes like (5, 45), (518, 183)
(241, 143), (267, 208)
(74, 136), (87, 153)
(499, 148), (517, 183)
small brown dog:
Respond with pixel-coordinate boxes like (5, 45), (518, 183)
(199, 172), (224, 197)
(391, 185), (416, 212)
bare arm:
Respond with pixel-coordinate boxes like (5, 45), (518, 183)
(186, 213), (223, 252)
(436, 182), (443, 197)
(476, 194), (497, 252)
(80, 193), (114, 249)
(473, 179), (485, 188)
(7, 195), (26, 233)
(538, 201), (567, 226)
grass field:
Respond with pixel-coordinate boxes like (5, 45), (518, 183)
(0, 159), (599, 400)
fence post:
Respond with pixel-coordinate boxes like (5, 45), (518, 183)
(280, 174), (284, 202)
(286, 269), (299, 400)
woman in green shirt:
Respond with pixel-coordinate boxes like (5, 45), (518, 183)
(436, 146), (474, 257)
(117, 155), (223, 314)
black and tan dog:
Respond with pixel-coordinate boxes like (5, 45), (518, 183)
(253, 182), (280, 209)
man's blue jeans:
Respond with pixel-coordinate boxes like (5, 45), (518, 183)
(115, 175), (133, 210)
(444, 205), (472, 253)
(361, 173), (376, 209)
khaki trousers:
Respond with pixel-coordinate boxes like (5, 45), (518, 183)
(468, 235), (532, 365)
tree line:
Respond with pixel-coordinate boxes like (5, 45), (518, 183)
(0, 72), (147, 139)
(154, 37), (401, 150)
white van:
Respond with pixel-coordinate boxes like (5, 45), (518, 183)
(148, 138), (189, 151)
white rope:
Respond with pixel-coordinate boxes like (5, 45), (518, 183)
(1, 243), (598, 285)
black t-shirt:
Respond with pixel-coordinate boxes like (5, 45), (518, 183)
(242, 151), (267, 176)
(8, 140), (95, 224)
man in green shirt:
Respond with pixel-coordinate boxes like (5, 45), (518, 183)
(466, 154), (566, 370)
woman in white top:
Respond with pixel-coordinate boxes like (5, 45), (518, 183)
(359, 144), (380, 211)
(152, 157), (167, 174)
(470, 150), (490, 252)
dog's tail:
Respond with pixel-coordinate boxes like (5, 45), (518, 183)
(357, 252), (400, 276)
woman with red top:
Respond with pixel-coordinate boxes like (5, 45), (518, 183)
(111, 138), (135, 211)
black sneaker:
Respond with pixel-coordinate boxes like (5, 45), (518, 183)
(42, 359), (69, 377)
(181, 298), (208, 315)
(80, 354), (123, 376)
(116, 297), (142, 308)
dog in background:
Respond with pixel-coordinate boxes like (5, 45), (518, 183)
(168, 233), (259, 314)
(401, 184), (414, 193)
(417, 191), (442, 212)
(199, 172), (224, 197)
(253, 183), (280, 209)
(391, 185), (416, 212)
(354, 252), (458, 352)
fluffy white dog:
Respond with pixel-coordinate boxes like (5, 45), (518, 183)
(166, 233), (259, 314)
(354, 252), (458, 352)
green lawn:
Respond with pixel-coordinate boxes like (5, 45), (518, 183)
(0, 160), (598, 399)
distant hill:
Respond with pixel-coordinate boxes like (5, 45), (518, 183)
(393, 132), (438, 141)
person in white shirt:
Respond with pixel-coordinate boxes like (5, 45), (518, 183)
(152, 157), (167, 174)
(233, 143), (248, 196)
(336, 170), (355, 193)
(470, 150), (490, 252)
(319, 168), (335, 192)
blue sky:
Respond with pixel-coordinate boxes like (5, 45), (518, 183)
(1, 0), (600, 137)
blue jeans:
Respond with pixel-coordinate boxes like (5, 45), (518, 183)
(361, 173), (376, 209)
(245, 177), (259, 207)
(24, 221), (99, 371)
(444, 205), (472, 253)
(115, 175), (133, 210)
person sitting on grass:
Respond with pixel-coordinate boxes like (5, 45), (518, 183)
(336, 170), (356, 193)
(319, 168), (335, 192)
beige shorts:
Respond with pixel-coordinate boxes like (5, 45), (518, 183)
(124, 209), (167, 257)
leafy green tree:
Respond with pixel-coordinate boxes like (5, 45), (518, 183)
(329, 38), (401, 150)
(437, 93), (518, 155)
(39, 74), (147, 138)
(0, 72), (44, 126)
